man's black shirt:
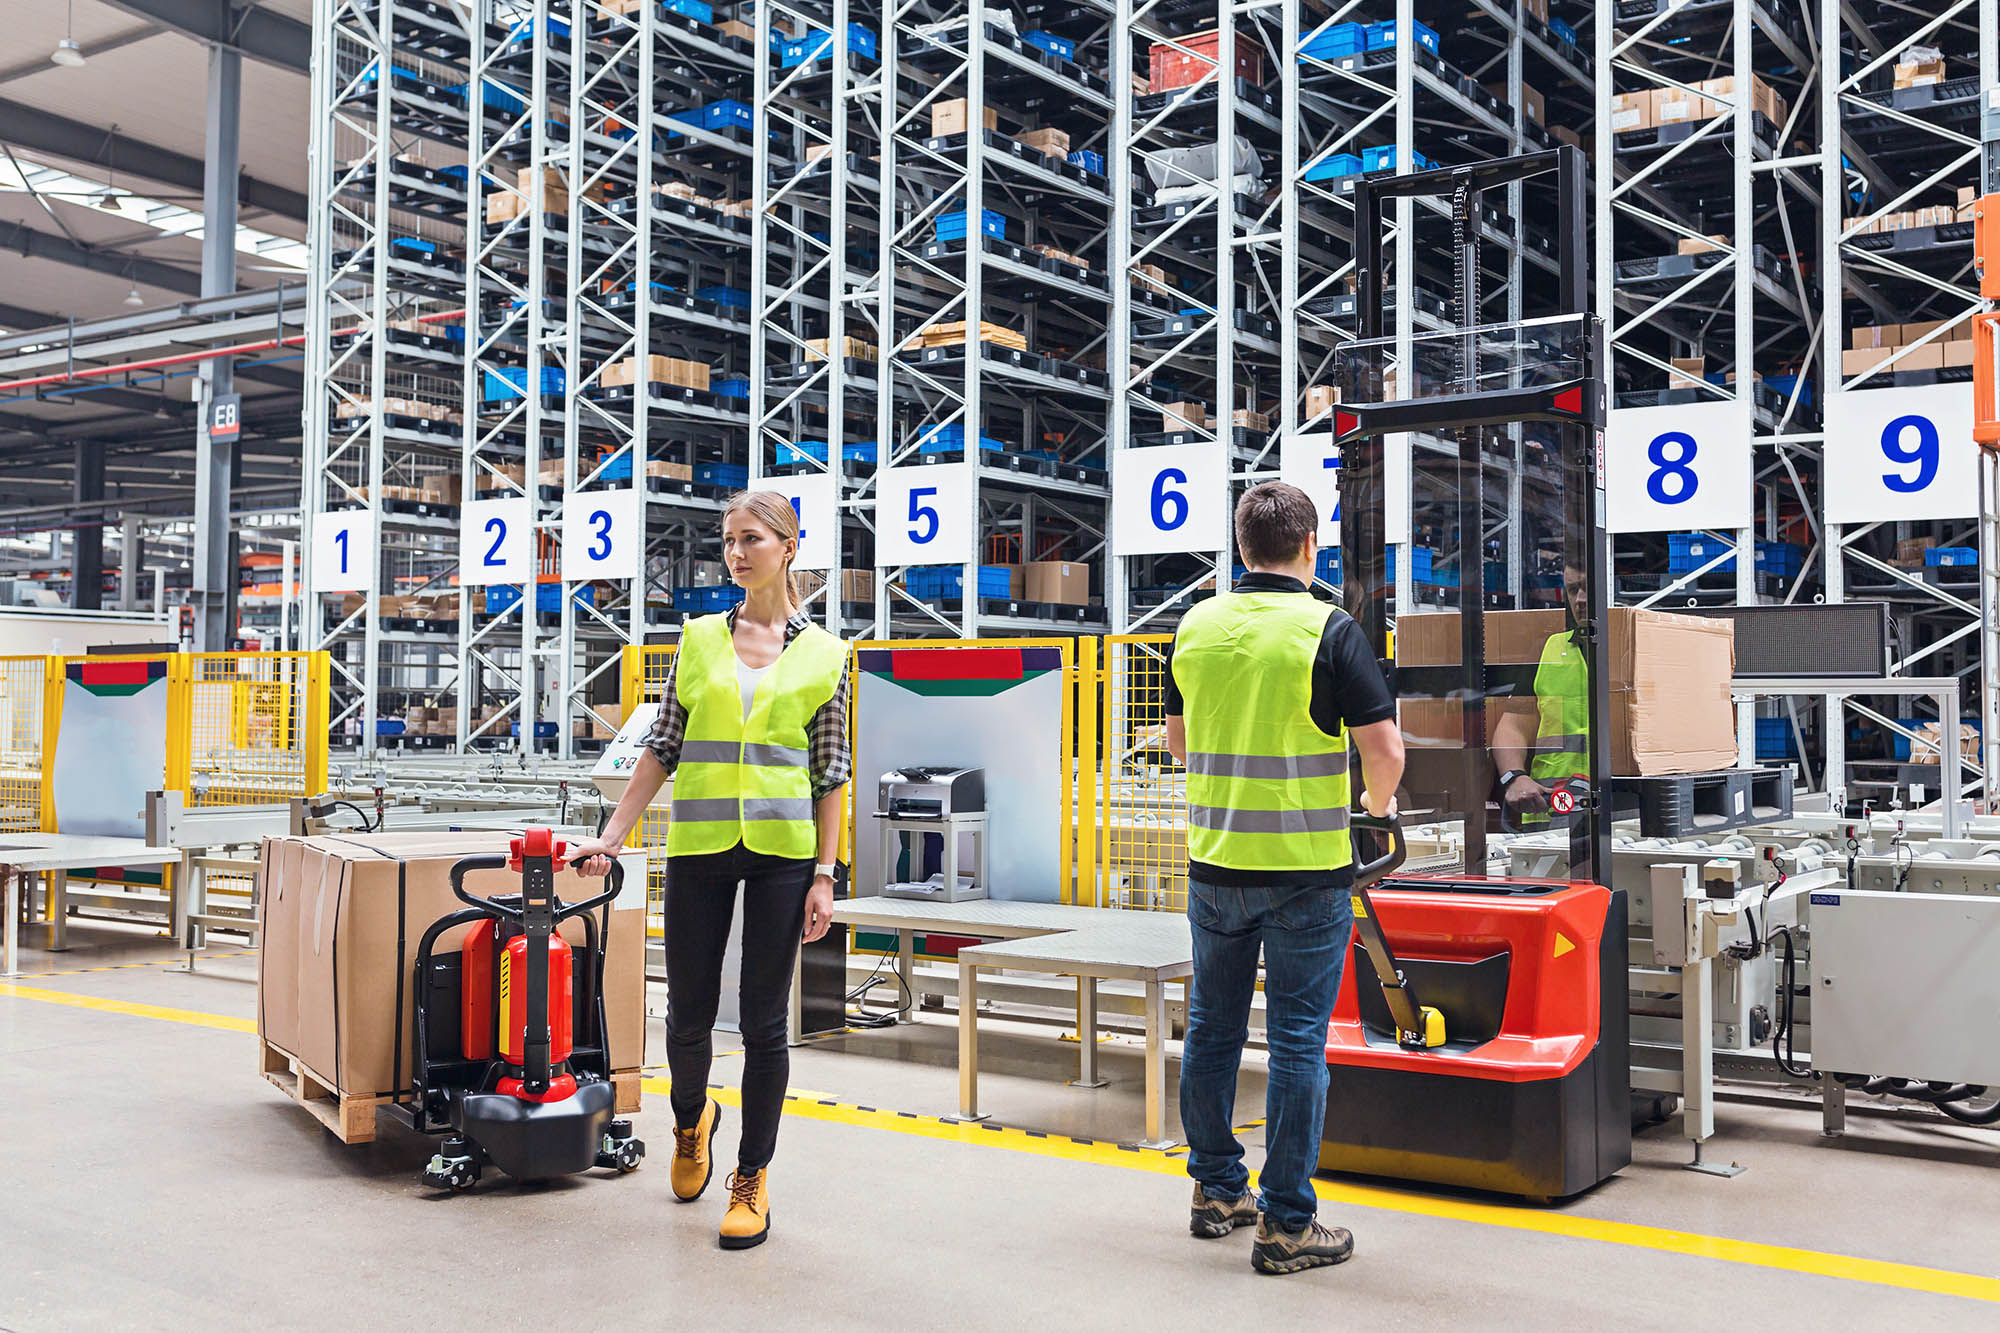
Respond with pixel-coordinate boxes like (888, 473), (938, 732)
(1164, 572), (1398, 888)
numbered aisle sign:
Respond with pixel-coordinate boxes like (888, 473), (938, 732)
(560, 488), (641, 581)
(458, 497), (533, 585)
(1278, 432), (1414, 547)
(1824, 383), (1977, 524)
(876, 463), (974, 567)
(311, 509), (376, 594)
(758, 475), (835, 571)
(1605, 399), (1751, 533)
(1111, 443), (1227, 557)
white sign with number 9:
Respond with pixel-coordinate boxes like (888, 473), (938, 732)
(459, 497), (533, 586)
(1111, 443), (1227, 557)
(876, 463), (974, 567)
(1824, 383), (1976, 523)
(1605, 399), (1751, 534)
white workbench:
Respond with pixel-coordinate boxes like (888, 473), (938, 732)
(1, 835), (184, 977)
(803, 896), (1193, 1147)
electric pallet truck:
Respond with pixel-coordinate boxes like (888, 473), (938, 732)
(406, 828), (645, 1191)
(1320, 145), (1631, 1201)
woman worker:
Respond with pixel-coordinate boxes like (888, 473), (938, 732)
(570, 489), (850, 1251)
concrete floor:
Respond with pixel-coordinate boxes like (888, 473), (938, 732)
(4, 920), (1999, 1330)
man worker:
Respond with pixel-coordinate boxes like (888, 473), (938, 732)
(1492, 561), (1588, 827)
(1164, 481), (1406, 1277)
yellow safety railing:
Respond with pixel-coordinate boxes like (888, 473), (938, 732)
(1098, 634), (1188, 912)
(621, 643), (679, 934)
(0, 651), (329, 832)
(0, 656), (60, 832)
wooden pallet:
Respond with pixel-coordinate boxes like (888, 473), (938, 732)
(259, 1040), (387, 1144)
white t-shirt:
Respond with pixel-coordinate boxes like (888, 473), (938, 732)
(736, 657), (770, 720)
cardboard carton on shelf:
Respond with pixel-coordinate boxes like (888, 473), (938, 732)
(1840, 346), (1895, 377)
(1668, 356), (1706, 390)
(1483, 81), (1545, 127)
(1942, 340), (1975, 368)
(1897, 343), (1946, 372)
(1025, 561), (1090, 606)
(1163, 401), (1209, 431)
(1609, 91), (1652, 133)
(1305, 385), (1340, 418)
(805, 335), (879, 362)
(1894, 58), (1946, 90)
(799, 568), (876, 603)
(932, 99), (999, 137)
(1849, 324), (1893, 350)
(1653, 87), (1714, 126)
(256, 833), (648, 1113)
(603, 354), (709, 389)
(1232, 408), (1271, 433)
(1017, 128), (1070, 156)
(1677, 233), (1729, 256)
(1894, 536), (1938, 567)
(1395, 608), (1737, 776)
(645, 459), (694, 481)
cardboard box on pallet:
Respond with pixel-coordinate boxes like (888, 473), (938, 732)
(1025, 560), (1090, 605)
(1669, 356), (1706, 390)
(1677, 233), (1729, 256)
(1395, 608), (1737, 776)
(257, 832), (649, 1111)
(799, 568), (876, 602)
(1017, 128), (1070, 156)
(603, 354), (709, 389)
(1894, 536), (1938, 567)
(1162, 401), (1209, 431)
(932, 99), (998, 136)
(1609, 91), (1652, 133)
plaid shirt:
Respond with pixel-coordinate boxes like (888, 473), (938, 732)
(643, 606), (852, 800)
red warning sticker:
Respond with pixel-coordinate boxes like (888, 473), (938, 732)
(1550, 789), (1577, 814)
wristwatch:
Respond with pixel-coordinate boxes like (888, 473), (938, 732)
(1498, 769), (1528, 788)
(814, 862), (837, 881)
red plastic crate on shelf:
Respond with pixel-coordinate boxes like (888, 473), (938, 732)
(1148, 29), (1264, 92)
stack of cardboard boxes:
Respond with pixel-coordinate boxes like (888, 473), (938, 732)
(805, 336), (878, 362)
(798, 569), (877, 603)
(1015, 127), (1069, 163)
(1843, 319), (1972, 377)
(601, 354), (710, 389)
(1031, 243), (1092, 273)
(1893, 44), (1946, 90)
(932, 99), (998, 136)
(1608, 74), (1788, 134)
(487, 166), (612, 224)
(1853, 187), (1978, 236)
(907, 320), (1027, 352)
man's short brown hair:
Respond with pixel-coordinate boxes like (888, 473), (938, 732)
(1235, 481), (1318, 568)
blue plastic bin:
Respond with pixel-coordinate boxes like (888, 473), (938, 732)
(1304, 152), (1363, 182)
(483, 366), (567, 401)
(1927, 546), (1977, 567)
(695, 285), (751, 308)
(1362, 144), (1438, 173)
(1364, 19), (1439, 55)
(779, 22), (877, 67)
(693, 461), (749, 488)
(1023, 30), (1075, 60)
(935, 209), (1009, 241)
(1067, 149), (1105, 175)
(662, 0), (713, 21)
(1668, 532), (1735, 574)
(1299, 22), (1366, 62)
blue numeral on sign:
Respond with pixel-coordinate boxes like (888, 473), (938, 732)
(1879, 414), (1939, 493)
(1646, 431), (1698, 505)
(1150, 467), (1188, 530)
(483, 517), (507, 566)
(588, 509), (612, 560)
(907, 486), (939, 543)
(789, 494), (805, 541)
(334, 529), (349, 573)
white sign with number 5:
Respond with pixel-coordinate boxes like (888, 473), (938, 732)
(560, 488), (641, 581)
(1605, 399), (1751, 533)
(876, 464), (973, 567)
(1111, 443), (1227, 557)
(458, 497), (533, 586)
(311, 509), (376, 594)
(756, 475), (835, 571)
(1824, 383), (1977, 524)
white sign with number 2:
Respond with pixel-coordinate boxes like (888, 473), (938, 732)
(560, 488), (641, 581)
(1605, 399), (1751, 534)
(458, 497), (533, 586)
(1111, 443), (1227, 557)
(756, 476), (835, 571)
(876, 464), (973, 567)
(1824, 383), (1977, 524)
(311, 509), (376, 594)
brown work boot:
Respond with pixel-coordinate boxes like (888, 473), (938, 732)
(669, 1099), (721, 1202)
(1250, 1217), (1355, 1275)
(719, 1168), (771, 1250)
(1189, 1183), (1259, 1238)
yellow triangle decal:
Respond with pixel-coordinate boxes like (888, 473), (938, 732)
(1553, 932), (1575, 959)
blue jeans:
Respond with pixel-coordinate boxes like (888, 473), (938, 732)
(1180, 878), (1353, 1233)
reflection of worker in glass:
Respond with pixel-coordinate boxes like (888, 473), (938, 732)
(1491, 562), (1588, 824)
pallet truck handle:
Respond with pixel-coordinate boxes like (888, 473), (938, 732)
(1347, 813), (1446, 1050)
(1350, 813), (1407, 889)
(449, 853), (516, 918)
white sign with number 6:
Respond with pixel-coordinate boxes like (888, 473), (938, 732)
(876, 463), (973, 567)
(311, 509), (376, 594)
(1605, 399), (1751, 534)
(560, 488), (641, 581)
(756, 476), (835, 571)
(458, 497), (533, 586)
(1824, 383), (1977, 524)
(1111, 443), (1227, 557)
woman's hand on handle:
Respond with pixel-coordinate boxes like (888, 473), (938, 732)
(567, 837), (621, 877)
(802, 873), (835, 943)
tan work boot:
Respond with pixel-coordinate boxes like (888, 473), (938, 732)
(1189, 1183), (1259, 1238)
(1250, 1217), (1354, 1275)
(719, 1168), (771, 1250)
(670, 1099), (721, 1202)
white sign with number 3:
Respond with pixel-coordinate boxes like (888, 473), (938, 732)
(1111, 443), (1227, 557)
(876, 464), (973, 567)
(458, 497), (533, 586)
(756, 476), (836, 571)
(1605, 399), (1752, 533)
(560, 489), (641, 581)
(1824, 383), (1977, 524)
(311, 509), (376, 594)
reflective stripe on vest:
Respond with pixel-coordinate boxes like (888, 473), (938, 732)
(1530, 632), (1590, 784)
(666, 614), (847, 859)
(1173, 590), (1354, 872)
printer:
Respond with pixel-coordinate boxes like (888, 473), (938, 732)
(876, 766), (985, 819)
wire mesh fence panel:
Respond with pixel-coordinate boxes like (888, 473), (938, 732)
(1100, 636), (1187, 912)
(179, 653), (330, 806)
(0, 656), (52, 832)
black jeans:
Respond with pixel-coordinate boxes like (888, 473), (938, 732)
(663, 842), (812, 1171)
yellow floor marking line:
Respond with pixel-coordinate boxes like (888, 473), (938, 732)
(4, 980), (1995, 1304)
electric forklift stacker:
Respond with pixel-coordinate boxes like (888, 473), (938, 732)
(401, 829), (645, 1191)
(1322, 145), (1631, 1201)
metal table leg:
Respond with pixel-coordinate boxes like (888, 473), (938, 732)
(897, 927), (915, 1022)
(1822, 1076), (1847, 1138)
(957, 956), (986, 1122)
(47, 869), (68, 952)
(3, 870), (19, 978)
(1071, 975), (1107, 1088)
(1138, 975), (1176, 1149)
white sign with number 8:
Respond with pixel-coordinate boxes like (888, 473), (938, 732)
(1111, 443), (1227, 557)
(1824, 383), (1976, 524)
(1605, 399), (1752, 534)
(876, 463), (974, 567)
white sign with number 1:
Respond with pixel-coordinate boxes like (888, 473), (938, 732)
(876, 464), (974, 567)
(1824, 383), (1977, 524)
(311, 509), (376, 594)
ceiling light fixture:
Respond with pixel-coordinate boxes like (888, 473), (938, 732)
(125, 285), (144, 306)
(51, 1), (84, 66)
